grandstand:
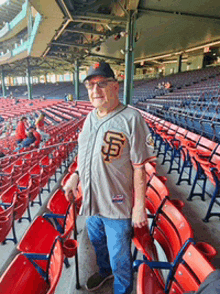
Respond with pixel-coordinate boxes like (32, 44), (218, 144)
(0, 1), (220, 294)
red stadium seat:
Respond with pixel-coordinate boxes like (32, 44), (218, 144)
(16, 174), (32, 222)
(0, 238), (63, 294)
(40, 155), (57, 184)
(133, 198), (193, 287)
(0, 197), (17, 244)
(29, 163), (50, 194)
(136, 242), (215, 294)
(145, 174), (169, 214)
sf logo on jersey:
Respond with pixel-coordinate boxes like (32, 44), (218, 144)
(101, 131), (126, 163)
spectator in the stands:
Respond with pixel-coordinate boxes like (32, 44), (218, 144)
(31, 126), (42, 148)
(14, 129), (36, 152)
(15, 116), (27, 144)
(35, 112), (50, 141)
(64, 93), (68, 101)
(165, 81), (172, 89)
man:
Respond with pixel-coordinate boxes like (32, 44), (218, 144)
(64, 61), (152, 294)
(15, 116), (27, 144)
(14, 127), (36, 152)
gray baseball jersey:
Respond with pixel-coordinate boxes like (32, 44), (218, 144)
(77, 103), (152, 219)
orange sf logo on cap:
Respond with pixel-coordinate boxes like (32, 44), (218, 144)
(93, 63), (100, 69)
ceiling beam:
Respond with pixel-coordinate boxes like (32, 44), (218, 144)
(71, 13), (127, 25)
(88, 52), (124, 62)
(65, 28), (105, 36)
(51, 41), (92, 49)
(138, 7), (220, 21)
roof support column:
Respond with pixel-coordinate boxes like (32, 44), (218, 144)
(178, 54), (182, 73)
(1, 66), (7, 97)
(75, 59), (79, 100)
(123, 10), (136, 106)
(26, 58), (32, 100)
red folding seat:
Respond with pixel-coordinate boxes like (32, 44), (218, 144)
(0, 176), (12, 193)
(2, 182), (31, 223)
(0, 238), (63, 294)
(17, 206), (79, 285)
(186, 139), (218, 202)
(51, 149), (63, 172)
(145, 174), (170, 214)
(1, 163), (20, 184)
(29, 163), (51, 193)
(133, 198), (193, 264)
(68, 160), (78, 173)
(0, 196), (17, 244)
(15, 173), (32, 222)
(0, 156), (11, 169)
(17, 216), (60, 269)
(155, 122), (172, 157)
(14, 158), (30, 173)
(29, 175), (41, 206)
(136, 242), (216, 294)
(47, 188), (71, 226)
(40, 155), (57, 184)
(145, 162), (156, 184)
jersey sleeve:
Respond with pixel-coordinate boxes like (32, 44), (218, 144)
(129, 111), (154, 165)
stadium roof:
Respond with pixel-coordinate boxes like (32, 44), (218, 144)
(0, 0), (25, 28)
(0, 0), (220, 76)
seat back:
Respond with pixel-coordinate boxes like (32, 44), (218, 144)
(137, 263), (164, 294)
(156, 199), (194, 262)
(181, 131), (201, 147)
(61, 172), (71, 187)
(68, 160), (78, 173)
(162, 200), (193, 245)
(174, 126), (188, 142)
(29, 163), (43, 176)
(1, 184), (18, 203)
(0, 254), (49, 294)
(145, 174), (169, 214)
(0, 201), (15, 243)
(169, 243), (215, 294)
(18, 216), (59, 254)
(210, 145), (220, 166)
(46, 238), (64, 294)
(145, 162), (156, 183)
(47, 188), (69, 215)
(62, 203), (75, 239)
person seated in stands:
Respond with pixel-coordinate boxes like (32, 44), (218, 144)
(64, 93), (68, 101)
(15, 116), (27, 144)
(14, 129), (36, 152)
(32, 126), (42, 148)
(155, 82), (163, 90)
(35, 112), (50, 141)
(165, 81), (173, 89)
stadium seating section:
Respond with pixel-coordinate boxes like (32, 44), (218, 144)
(0, 65), (220, 293)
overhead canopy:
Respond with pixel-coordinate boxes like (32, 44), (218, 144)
(0, 0), (220, 76)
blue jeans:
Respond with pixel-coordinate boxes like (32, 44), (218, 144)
(86, 215), (133, 294)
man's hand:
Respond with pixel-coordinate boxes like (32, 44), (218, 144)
(63, 173), (79, 203)
(132, 205), (148, 228)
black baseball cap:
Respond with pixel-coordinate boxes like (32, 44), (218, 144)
(83, 61), (115, 82)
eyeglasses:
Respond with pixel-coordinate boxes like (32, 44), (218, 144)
(84, 78), (116, 90)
